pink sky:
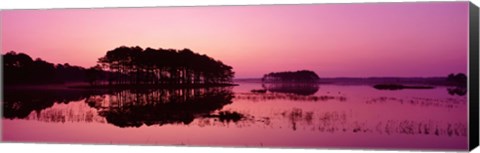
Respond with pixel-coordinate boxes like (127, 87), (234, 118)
(1, 2), (469, 78)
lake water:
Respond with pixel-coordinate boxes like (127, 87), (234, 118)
(2, 82), (468, 151)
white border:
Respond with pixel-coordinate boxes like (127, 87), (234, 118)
(0, 0), (479, 153)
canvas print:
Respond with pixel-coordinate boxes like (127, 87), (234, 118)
(1, 2), (476, 151)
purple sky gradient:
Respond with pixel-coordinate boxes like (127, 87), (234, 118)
(1, 2), (469, 78)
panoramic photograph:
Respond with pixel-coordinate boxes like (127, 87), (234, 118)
(1, 2), (470, 151)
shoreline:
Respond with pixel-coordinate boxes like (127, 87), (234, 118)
(4, 83), (239, 90)
(68, 83), (239, 90)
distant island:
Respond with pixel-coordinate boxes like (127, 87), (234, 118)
(373, 84), (434, 90)
(3, 48), (468, 92)
(262, 70), (320, 83)
(372, 73), (467, 91)
(255, 70), (320, 95)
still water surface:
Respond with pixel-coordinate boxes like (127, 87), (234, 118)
(2, 82), (467, 150)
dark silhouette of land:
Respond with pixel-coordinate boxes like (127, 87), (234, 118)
(373, 84), (435, 90)
(372, 73), (467, 92)
(3, 51), (93, 85)
(3, 46), (235, 88)
(2, 48), (468, 128)
(96, 46), (234, 87)
(445, 73), (468, 96)
(262, 70), (320, 83)
(3, 50), (465, 90)
(257, 70), (320, 95)
(251, 89), (267, 93)
(3, 47), (242, 127)
(446, 73), (467, 87)
(237, 72), (467, 95)
(315, 77), (465, 86)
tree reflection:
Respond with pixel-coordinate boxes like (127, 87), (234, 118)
(236, 92), (346, 102)
(24, 102), (106, 123)
(3, 87), (466, 136)
(2, 88), (106, 119)
(446, 73), (467, 96)
(256, 108), (467, 137)
(447, 87), (467, 96)
(261, 83), (319, 96)
(85, 87), (235, 128)
(203, 111), (246, 123)
(3, 87), (239, 128)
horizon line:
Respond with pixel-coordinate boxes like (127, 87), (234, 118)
(233, 76), (455, 80)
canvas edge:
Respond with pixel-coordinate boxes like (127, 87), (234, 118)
(0, 1), (477, 152)
(0, 9), (4, 143)
(0, 1), (470, 11)
(469, 1), (480, 151)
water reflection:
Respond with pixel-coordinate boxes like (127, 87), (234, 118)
(262, 83), (319, 96)
(3, 87), (239, 128)
(25, 102), (106, 123)
(236, 92), (346, 102)
(365, 96), (466, 108)
(250, 108), (467, 137)
(203, 111), (247, 123)
(447, 87), (467, 96)
(86, 87), (235, 127)
(3, 89), (106, 119)
(2, 83), (468, 149)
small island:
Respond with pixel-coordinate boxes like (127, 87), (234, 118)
(372, 73), (467, 91)
(259, 70), (320, 95)
(262, 70), (320, 83)
(373, 84), (434, 90)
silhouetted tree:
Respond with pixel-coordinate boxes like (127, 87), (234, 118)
(86, 65), (104, 86)
(97, 46), (234, 86)
(446, 73), (467, 96)
(262, 70), (320, 83)
(447, 73), (467, 87)
(86, 88), (235, 127)
(3, 51), (35, 84)
(3, 51), (108, 85)
(3, 47), (234, 87)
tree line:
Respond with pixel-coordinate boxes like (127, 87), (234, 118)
(262, 70), (320, 83)
(3, 51), (88, 85)
(446, 73), (467, 87)
(3, 46), (235, 87)
(95, 46), (234, 86)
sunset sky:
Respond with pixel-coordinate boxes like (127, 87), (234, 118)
(1, 2), (469, 78)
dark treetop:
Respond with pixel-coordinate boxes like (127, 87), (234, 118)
(3, 46), (235, 88)
(3, 51), (88, 85)
(262, 70), (320, 83)
(96, 46), (235, 87)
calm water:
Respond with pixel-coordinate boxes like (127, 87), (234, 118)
(2, 82), (468, 150)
